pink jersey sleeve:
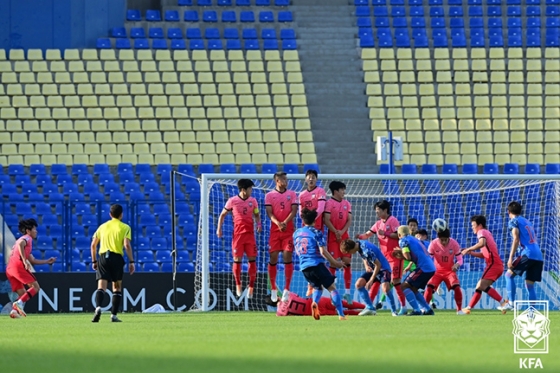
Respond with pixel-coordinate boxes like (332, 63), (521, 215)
(249, 197), (259, 214)
(369, 220), (380, 233)
(324, 199), (333, 214)
(224, 197), (234, 211)
(386, 216), (400, 234)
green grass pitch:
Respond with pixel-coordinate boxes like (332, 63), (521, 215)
(0, 311), (558, 373)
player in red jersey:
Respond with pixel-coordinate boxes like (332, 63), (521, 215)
(323, 181), (353, 303)
(356, 200), (406, 313)
(461, 215), (509, 314)
(265, 172), (299, 303)
(6, 219), (56, 318)
(425, 229), (465, 315)
(217, 179), (262, 299)
(274, 292), (366, 317)
(298, 169), (327, 296)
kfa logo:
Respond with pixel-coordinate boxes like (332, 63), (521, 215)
(513, 301), (549, 369)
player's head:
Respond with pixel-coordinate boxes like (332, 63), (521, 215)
(507, 201), (522, 217)
(237, 179), (255, 196)
(397, 225), (410, 239)
(305, 170), (318, 188)
(329, 181), (346, 199)
(415, 228), (428, 241)
(19, 218), (38, 237)
(470, 215), (487, 233)
(375, 200), (391, 219)
(340, 239), (360, 255)
(273, 172), (288, 190)
(407, 218), (419, 234)
(437, 228), (450, 245)
(301, 208), (318, 226)
(110, 204), (124, 220)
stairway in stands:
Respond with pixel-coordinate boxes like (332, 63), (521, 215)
(295, 0), (377, 174)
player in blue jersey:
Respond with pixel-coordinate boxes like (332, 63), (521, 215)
(392, 226), (436, 316)
(340, 239), (398, 316)
(503, 202), (544, 308)
(293, 208), (346, 320)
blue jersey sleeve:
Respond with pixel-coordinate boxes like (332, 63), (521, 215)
(398, 237), (410, 249)
(314, 228), (326, 248)
(508, 217), (518, 231)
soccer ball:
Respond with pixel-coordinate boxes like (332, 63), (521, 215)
(432, 218), (448, 233)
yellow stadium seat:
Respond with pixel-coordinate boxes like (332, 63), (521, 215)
(545, 154), (560, 164)
(546, 119), (560, 130)
(424, 119), (440, 130)
(527, 120), (542, 130)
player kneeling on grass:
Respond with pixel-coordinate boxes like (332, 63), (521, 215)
(7, 219), (56, 318)
(293, 208), (347, 320)
(425, 229), (465, 315)
(392, 226), (436, 316)
(274, 292), (367, 317)
(340, 239), (398, 316)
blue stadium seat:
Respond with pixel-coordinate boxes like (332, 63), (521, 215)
(186, 28), (202, 39)
(259, 11), (274, 22)
(116, 39), (131, 50)
(545, 163), (560, 174)
(63, 183), (79, 195)
(203, 10), (218, 22)
(421, 164), (437, 174)
(181, 262), (196, 272)
(143, 263), (160, 272)
(237, 0), (250, 4)
(508, 18), (522, 28)
(303, 164), (320, 173)
(483, 163), (499, 174)
(127, 9), (141, 21)
(224, 28), (239, 39)
(401, 164), (417, 174)
(261, 28), (276, 39)
(220, 164), (237, 173)
(528, 36), (541, 46)
(360, 37), (375, 47)
(379, 164), (396, 174)
(433, 36), (448, 47)
(7, 164), (24, 175)
(548, 6), (560, 16)
(430, 7), (444, 16)
(503, 163), (519, 174)
(198, 164), (215, 174)
(452, 35), (467, 47)
(261, 163), (278, 174)
(51, 263), (64, 272)
(256, 0), (271, 5)
(152, 39), (168, 49)
(134, 39), (150, 49)
(240, 11), (255, 22)
(396, 36), (411, 47)
(205, 28), (220, 39)
(241, 163), (258, 173)
(462, 164), (478, 174)
(156, 251), (172, 263)
(356, 6), (370, 17)
(111, 27), (127, 38)
(149, 28), (164, 39)
(442, 164), (458, 174)
(275, 0), (289, 5)
(278, 11), (293, 22)
(450, 18), (464, 28)
(242, 28), (257, 39)
(130, 28), (145, 39)
(471, 36), (485, 47)
(165, 10), (180, 22)
(219, 0), (233, 5)
(208, 40), (223, 49)
(265, 39), (280, 49)
(414, 36), (429, 47)
(283, 164), (299, 174)
(189, 39), (204, 49)
(528, 18), (541, 28)
(244, 39), (259, 49)
(184, 10), (199, 22)
(15, 175), (31, 185)
(507, 6), (521, 16)
(146, 10), (161, 21)
(528, 6), (541, 16)
(28, 164), (46, 175)
(378, 36), (393, 47)
(525, 164), (541, 174)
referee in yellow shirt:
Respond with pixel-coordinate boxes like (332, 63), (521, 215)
(90, 204), (135, 322)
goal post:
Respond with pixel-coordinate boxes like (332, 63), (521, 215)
(190, 173), (560, 312)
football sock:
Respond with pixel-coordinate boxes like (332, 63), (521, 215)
(312, 289), (322, 305)
(111, 291), (122, 316)
(233, 261), (242, 286)
(379, 284), (394, 303)
(357, 287), (374, 309)
(19, 287), (37, 303)
(248, 260), (257, 288)
(484, 286), (503, 302)
(369, 281), (381, 301)
(452, 285), (463, 311)
(343, 265), (352, 290)
(268, 262), (277, 290)
(385, 289), (397, 313)
(394, 283), (407, 307)
(526, 282), (537, 301)
(330, 290), (345, 317)
(468, 289), (483, 308)
(403, 288), (421, 312)
(424, 285), (435, 303)
(95, 289), (105, 308)
(415, 291), (431, 311)
(284, 262), (294, 291)
(506, 271), (516, 303)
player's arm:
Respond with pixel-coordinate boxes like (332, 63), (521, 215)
(15, 239), (31, 270)
(216, 208), (230, 238)
(363, 258), (372, 272)
(461, 237), (486, 256)
(319, 245), (344, 269)
(340, 212), (352, 234)
(253, 207), (262, 233)
(371, 258), (381, 279)
(28, 252), (56, 265)
(401, 247), (412, 261)
(90, 236), (100, 270)
(356, 229), (374, 240)
(508, 227), (520, 268)
(283, 203), (298, 225)
(316, 197), (326, 216)
(266, 205), (284, 230)
(124, 237), (135, 275)
(323, 212), (336, 233)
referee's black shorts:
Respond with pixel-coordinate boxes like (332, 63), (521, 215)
(96, 251), (125, 282)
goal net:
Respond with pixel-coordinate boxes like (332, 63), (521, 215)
(189, 173), (560, 312)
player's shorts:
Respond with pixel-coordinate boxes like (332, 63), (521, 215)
(96, 251), (125, 282)
(328, 239), (351, 259)
(302, 263), (336, 290)
(404, 269), (435, 290)
(389, 258), (403, 280)
(269, 231), (293, 253)
(360, 269), (392, 284)
(427, 270), (460, 290)
(481, 262), (504, 282)
(6, 264), (36, 291)
(511, 255), (543, 282)
(232, 233), (257, 258)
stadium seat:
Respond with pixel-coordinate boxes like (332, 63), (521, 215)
(483, 163), (499, 174)
(525, 164), (541, 174)
(545, 163), (560, 174)
(442, 164), (458, 174)
(462, 164), (478, 174)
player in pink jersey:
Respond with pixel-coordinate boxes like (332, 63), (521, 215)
(425, 228), (465, 315)
(265, 172), (299, 303)
(323, 181), (353, 303)
(217, 179), (262, 298)
(273, 292), (367, 317)
(356, 200), (406, 313)
(461, 215), (509, 314)
(6, 219), (56, 318)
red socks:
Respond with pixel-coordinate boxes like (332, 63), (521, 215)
(268, 263), (278, 290)
(454, 287), (463, 311)
(343, 265), (352, 290)
(469, 289), (482, 308)
(369, 282), (381, 301)
(248, 261), (257, 288)
(284, 262), (294, 291)
(19, 287), (37, 303)
(424, 285), (434, 303)
(394, 283), (406, 307)
(232, 262), (242, 286)
(485, 287), (503, 302)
